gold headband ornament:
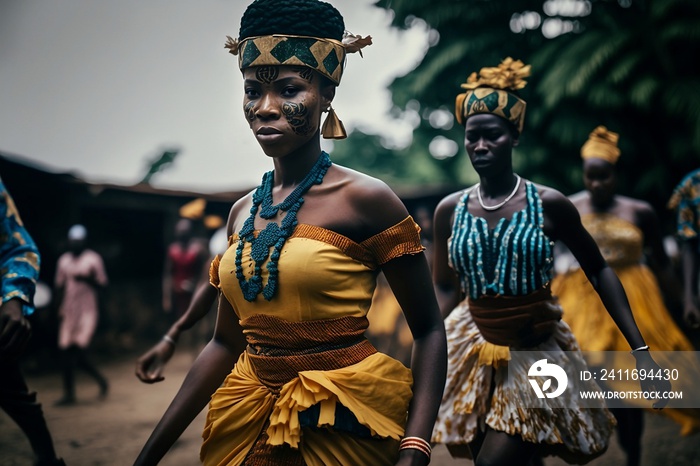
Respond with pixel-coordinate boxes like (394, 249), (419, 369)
(225, 32), (370, 139)
(455, 57), (530, 133)
(580, 126), (620, 164)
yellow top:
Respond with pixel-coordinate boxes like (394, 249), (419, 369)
(581, 213), (642, 268)
(216, 216), (424, 321)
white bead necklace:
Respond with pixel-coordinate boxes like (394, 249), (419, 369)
(476, 175), (521, 211)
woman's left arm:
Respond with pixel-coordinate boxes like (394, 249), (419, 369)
(543, 189), (670, 407)
(544, 190), (643, 346)
(383, 252), (447, 465)
(358, 181), (447, 466)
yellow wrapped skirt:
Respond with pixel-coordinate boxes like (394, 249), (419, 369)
(200, 351), (413, 466)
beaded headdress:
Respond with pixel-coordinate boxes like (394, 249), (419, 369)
(581, 126), (620, 165)
(455, 57), (530, 134)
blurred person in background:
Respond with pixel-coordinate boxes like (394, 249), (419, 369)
(668, 168), (700, 335)
(53, 224), (109, 406)
(161, 216), (208, 323)
(0, 176), (64, 465)
(413, 203), (435, 266)
(551, 127), (700, 466)
(161, 211), (210, 352)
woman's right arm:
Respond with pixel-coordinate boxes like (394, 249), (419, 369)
(134, 293), (246, 465)
(135, 282), (220, 383)
(432, 194), (461, 319)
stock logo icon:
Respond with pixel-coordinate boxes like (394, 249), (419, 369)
(528, 358), (568, 399)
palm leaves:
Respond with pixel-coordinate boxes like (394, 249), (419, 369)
(529, 0), (700, 210)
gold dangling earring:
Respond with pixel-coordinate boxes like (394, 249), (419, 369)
(321, 105), (347, 139)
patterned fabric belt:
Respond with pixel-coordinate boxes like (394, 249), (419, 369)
(241, 314), (377, 393)
(468, 284), (562, 348)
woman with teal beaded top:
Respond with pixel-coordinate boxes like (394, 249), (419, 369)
(430, 58), (670, 466)
(134, 1), (447, 465)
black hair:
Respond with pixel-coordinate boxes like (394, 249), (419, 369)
(239, 0), (345, 41)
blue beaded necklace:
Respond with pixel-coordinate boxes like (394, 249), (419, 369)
(235, 151), (332, 301)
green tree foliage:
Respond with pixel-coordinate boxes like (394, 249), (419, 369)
(372, 0), (546, 188)
(368, 0), (700, 230)
(528, 0), (700, 213)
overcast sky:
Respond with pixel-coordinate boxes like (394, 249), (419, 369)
(0, 0), (430, 192)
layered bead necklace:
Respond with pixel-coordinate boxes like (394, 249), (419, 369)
(235, 151), (332, 301)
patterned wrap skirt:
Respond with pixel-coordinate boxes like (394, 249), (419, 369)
(432, 295), (616, 465)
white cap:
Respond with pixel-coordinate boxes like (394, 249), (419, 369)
(68, 224), (87, 241)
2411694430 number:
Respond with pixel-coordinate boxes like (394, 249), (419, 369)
(580, 368), (679, 381)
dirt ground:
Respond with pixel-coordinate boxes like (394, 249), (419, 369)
(2, 349), (699, 466)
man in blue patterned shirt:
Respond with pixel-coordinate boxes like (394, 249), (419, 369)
(668, 169), (700, 330)
(0, 176), (64, 465)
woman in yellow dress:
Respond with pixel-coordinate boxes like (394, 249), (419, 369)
(551, 126), (700, 466)
(133, 1), (447, 465)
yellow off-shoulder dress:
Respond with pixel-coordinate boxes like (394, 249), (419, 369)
(201, 217), (424, 466)
(551, 213), (700, 435)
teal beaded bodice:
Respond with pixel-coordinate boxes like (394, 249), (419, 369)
(449, 180), (554, 299)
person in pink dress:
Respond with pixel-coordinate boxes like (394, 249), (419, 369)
(54, 224), (109, 406)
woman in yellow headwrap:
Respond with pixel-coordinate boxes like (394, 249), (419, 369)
(551, 126), (700, 466)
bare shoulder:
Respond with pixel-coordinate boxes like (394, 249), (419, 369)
(227, 189), (255, 236)
(435, 190), (466, 219)
(617, 194), (654, 214)
(567, 190), (589, 208)
(534, 183), (580, 224)
(333, 165), (397, 201)
(331, 165), (409, 230)
(534, 183), (570, 207)
(616, 194), (657, 225)
(431, 190), (468, 243)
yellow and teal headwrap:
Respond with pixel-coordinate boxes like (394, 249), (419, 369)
(225, 33), (371, 86)
(455, 57), (530, 133)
